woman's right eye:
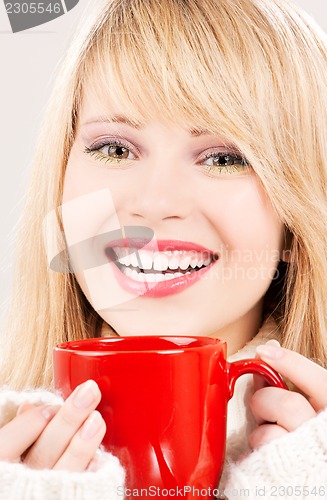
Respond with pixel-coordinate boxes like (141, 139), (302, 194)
(84, 140), (137, 164)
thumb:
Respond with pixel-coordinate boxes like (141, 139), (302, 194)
(253, 339), (282, 393)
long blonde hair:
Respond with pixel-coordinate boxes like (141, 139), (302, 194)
(1, 0), (326, 389)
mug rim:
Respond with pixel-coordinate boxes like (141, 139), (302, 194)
(54, 335), (225, 355)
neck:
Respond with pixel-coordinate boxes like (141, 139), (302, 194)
(209, 301), (264, 356)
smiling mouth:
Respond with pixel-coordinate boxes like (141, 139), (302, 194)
(105, 247), (219, 283)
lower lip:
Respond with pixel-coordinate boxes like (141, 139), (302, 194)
(109, 259), (218, 298)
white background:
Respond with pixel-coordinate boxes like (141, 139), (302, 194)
(0, 0), (326, 326)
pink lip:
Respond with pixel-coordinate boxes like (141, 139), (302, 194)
(105, 238), (219, 298)
(105, 238), (216, 254)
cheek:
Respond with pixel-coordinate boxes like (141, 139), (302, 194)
(62, 151), (141, 311)
(62, 148), (119, 242)
(63, 147), (105, 203)
(62, 156), (123, 270)
(211, 178), (283, 256)
(63, 147), (83, 203)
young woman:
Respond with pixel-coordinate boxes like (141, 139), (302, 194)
(0, 0), (326, 498)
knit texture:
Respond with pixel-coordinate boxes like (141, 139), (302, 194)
(0, 454), (125, 500)
(223, 407), (327, 500)
(224, 316), (281, 470)
(221, 317), (327, 500)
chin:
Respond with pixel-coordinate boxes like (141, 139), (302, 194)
(109, 321), (202, 338)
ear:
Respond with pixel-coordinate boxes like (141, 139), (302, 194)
(280, 227), (293, 263)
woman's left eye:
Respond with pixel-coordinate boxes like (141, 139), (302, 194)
(201, 151), (250, 173)
(84, 140), (136, 163)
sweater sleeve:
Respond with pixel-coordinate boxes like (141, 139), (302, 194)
(222, 407), (327, 500)
(0, 387), (126, 500)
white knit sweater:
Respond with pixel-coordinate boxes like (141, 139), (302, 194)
(0, 318), (326, 500)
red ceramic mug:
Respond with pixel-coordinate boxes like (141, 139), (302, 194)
(53, 336), (287, 498)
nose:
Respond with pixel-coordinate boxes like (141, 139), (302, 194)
(123, 159), (194, 224)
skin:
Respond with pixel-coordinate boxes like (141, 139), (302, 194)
(62, 88), (285, 355)
(1, 89), (325, 469)
(0, 380), (106, 471)
(251, 340), (327, 449)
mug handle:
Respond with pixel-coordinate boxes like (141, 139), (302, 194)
(227, 358), (287, 400)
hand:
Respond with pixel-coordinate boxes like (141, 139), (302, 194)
(249, 340), (327, 449)
(0, 380), (106, 472)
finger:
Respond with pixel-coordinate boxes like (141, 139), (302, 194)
(252, 368), (268, 395)
(53, 411), (106, 472)
(17, 404), (60, 462)
(16, 403), (37, 416)
(250, 386), (316, 431)
(86, 457), (100, 472)
(0, 405), (58, 461)
(249, 423), (288, 450)
(24, 380), (101, 469)
(253, 340), (282, 394)
(256, 344), (327, 411)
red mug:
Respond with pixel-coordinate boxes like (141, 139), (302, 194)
(53, 336), (287, 498)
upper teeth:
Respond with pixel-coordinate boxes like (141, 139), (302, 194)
(112, 248), (213, 272)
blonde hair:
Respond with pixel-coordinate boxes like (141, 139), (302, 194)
(1, 0), (326, 389)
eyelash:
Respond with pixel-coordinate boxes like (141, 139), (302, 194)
(83, 140), (250, 175)
(84, 140), (133, 164)
(202, 151), (249, 174)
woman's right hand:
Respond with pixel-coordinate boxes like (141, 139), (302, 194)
(0, 380), (106, 472)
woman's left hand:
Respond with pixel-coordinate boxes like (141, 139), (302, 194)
(249, 340), (327, 449)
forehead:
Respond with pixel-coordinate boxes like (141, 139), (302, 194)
(78, 86), (142, 126)
(73, 0), (280, 155)
(76, 84), (221, 138)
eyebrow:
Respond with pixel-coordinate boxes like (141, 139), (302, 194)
(80, 115), (211, 137)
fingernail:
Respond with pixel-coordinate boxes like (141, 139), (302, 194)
(41, 405), (60, 420)
(266, 339), (281, 348)
(256, 344), (284, 359)
(80, 411), (104, 440)
(73, 380), (99, 409)
(16, 403), (34, 416)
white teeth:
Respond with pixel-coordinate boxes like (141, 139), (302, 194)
(179, 254), (191, 270)
(130, 252), (139, 268)
(138, 250), (153, 270)
(189, 251), (199, 269)
(118, 252), (132, 266)
(204, 256), (211, 266)
(168, 254), (180, 270)
(165, 272), (185, 280)
(121, 267), (185, 282)
(153, 252), (169, 271)
(124, 267), (133, 279)
(112, 247), (215, 272)
(114, 247), (127, 259)
(129, 268), (140, 281)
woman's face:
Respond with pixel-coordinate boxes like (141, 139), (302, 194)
(62, 88), (285, 354)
